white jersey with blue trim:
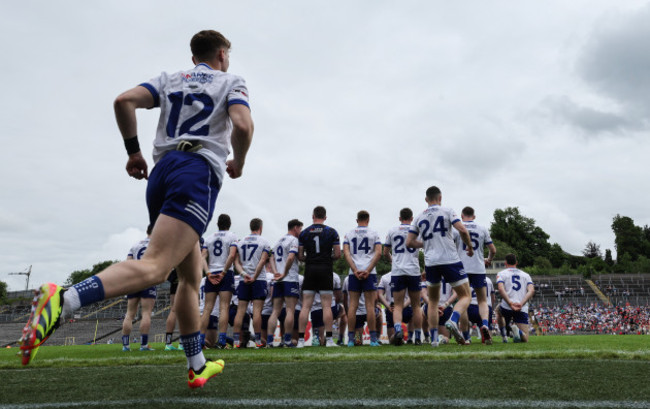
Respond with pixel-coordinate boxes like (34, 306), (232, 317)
(343, 226), (382, 275)
(262, 272), (275, 315)
(295, 275), (304, 312)
(273, 234), (300, 282)
(438, 278), (454, 306)
(410, 205), (461, 266)
(453, 221), (493, 274)
(378, 272), (393, 304)
(204, 230), (238, 272)
(140, 63), (250, 185)
(237, 234), (271, 278)
(497, 268), (533, 313)
(470, 277), (494, 307)
(199, 277), (220, 316)
(384, 224), (420, 276)
(128, 238), (150, 260)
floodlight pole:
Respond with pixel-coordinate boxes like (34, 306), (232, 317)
(9, 265), (32, 291)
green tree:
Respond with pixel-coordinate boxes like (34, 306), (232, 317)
(582, 241), (602, 259)
(490, 207), (552, 267)
(65, 260), (119, 286)
(611, 215), (644, 261)
(0, 280), (7, 304)
(604, 249), (614, 266)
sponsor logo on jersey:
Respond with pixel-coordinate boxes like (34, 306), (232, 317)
(182, 72), (214, 84)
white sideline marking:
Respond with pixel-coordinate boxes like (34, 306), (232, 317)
(2, 397), (650, 409)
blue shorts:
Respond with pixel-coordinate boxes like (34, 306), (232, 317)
(390, 275), (421, 293)
(501, 308), (529, 325)
(311, 309), (324, 328)
(386, 305), (413, 327)
(237, 280), (268, 301)
(467, 273), (487, 289)
(424, 263), (468, 287)
(348, 274), (378, 292)
(272, 281), (300, 298)
(207, 314), (219, 330)
(146, 150), (220, 236)
(293, 309), (300, 331)
(468, 305), (493, 328)
(127, 286), (157, 299)
(204, 271), (235, 293)
(261, 314), (271, 331)
(354, 314), (366, 329)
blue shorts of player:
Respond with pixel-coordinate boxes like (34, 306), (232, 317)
(500, 308), (529, 325)
(204, 271), (235, 293)
(310, 304), (341, 328)
(348, 274), (378, 292)
(423, 303), (453, 325)
(126, 286), (157, 299)
(293, 309), (300, 331)
(272, 281), (300, 298)
(236, 280), (268, 301)
(424, 262), (468, 286)
(390, 275), (421, 293)
(468, 305), (493, 329)
(385, 305), (413, 328)
(228, 304), (250, 328)
(146, 150), (220, 236)
(261, 314), (270, 331)
(208, 314), (219, 330)
(467, 273), (487, 289)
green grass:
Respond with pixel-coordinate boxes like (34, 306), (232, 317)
(1, 336), (649, 408)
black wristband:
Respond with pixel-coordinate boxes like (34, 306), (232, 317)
(124, 136), (140, 155)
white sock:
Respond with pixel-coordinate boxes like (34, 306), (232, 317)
(62, 287), (81, 317)
(188, 352), (207, 371)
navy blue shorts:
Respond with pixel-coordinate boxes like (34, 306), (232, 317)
(501, 307), (529, 325)
(127, 286), (157, 299)
(348, 274), (378, 292)
(354, 314), (367, 329)
(390, 275), (421, 293)
(204, 271), (235, 293)
(237, 280), (268, 301)
(468, 305), (493, 328)
(207, 314), (219, 330)
(272, 281), (300, 298)
(261, 314), (271, 331)
(467, 273), (487, 289)
(311, 309), (324, 328)
(425, 262), (468, 287)
(385, 305), (413, 327)
(146, 150), (220, 236)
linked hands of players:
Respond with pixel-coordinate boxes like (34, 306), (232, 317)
(243, 274), (254, 284)
(226, 158), (244, 179)
(273, 273), (284, 282)
(511, 302), (523, 311)
(126, 152), (148, 180)
(354, 270), (369, 280)
(208, 272), (224, 285)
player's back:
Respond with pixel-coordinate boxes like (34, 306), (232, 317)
(299, 224), (339, 266)
(411, 205), (460, 266)
(453, 221), (492, 273)
(205, 230), (238, 272)
(344, 226), (381, 272)
(238, 234), (271, 276)
(497, 268), (533, 312)
(385, 224), (420, 275)
(128, 238), (150, 260)
(273, 234), (299, 281)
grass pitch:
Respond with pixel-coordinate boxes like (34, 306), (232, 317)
(0, 335), (648, 409)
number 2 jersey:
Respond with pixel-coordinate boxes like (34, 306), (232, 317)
(409, 205), (461, 267)
(496, 268), (533, 313)
(384, 224), (420, 276)
(140, 63), (250, 185)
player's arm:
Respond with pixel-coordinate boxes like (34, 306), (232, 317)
(343, 243), (361, 279)
(226, 104), (254, 179)
(520, 283), (535, 308)
(332, 244), (341, 260)
(452, 221), (474, 257)
(382, 244), (392, 263)
(280, 252), (297, 281)
(405, 232), (423, 249)
(377, 287), (391, 310)
(114, 85), (155, 180)
(365, 243), (383, 276)
(485, 243), (497, 267)
(497, 282), (514, 308)
(443, 289), (458, 310)
(297, 245), (306, 262)
(233, 250), (245, 277)
(251, 251), (270, 282)
(222, 245), (238, 276)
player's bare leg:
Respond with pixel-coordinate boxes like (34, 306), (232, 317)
(427, 285), (441, 346)
(139, 297), (155, 350)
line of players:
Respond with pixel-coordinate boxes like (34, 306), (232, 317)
(124, 186), (536, 350)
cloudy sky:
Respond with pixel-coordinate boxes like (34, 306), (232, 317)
(1, 1), (649, 291)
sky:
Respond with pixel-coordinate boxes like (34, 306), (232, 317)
(1, 1), (649, 291)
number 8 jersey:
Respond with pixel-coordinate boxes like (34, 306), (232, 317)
(140, 63), (250, 185)
(409, 205), (461, 267)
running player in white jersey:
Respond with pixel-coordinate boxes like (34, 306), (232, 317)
(496, 254), (535, 343)
(22, 30), (253, 388)
(201, 214), (238, 349)
(233, 218), (272, 348)
(267, 219), (303, 347)
(343, 210), (382, 347)
(383, 208), (423, 346)
(452, 206), (497, 345)
(121, 225), (156, 352)
(406, 186), (474, 346)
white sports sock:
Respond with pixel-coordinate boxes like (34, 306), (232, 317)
(62, 287), (81, 317)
